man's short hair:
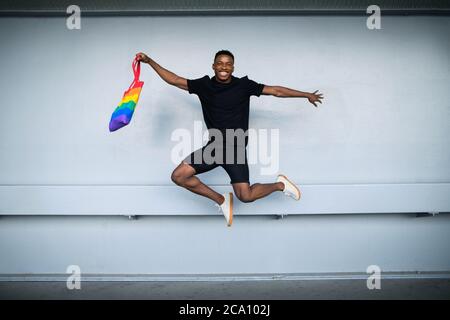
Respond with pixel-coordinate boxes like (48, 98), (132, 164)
(214, 50), (234, 62)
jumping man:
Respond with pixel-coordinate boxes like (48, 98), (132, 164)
(136, 50), (324, 226)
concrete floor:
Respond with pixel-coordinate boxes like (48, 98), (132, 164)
(1, 279), (449, 299)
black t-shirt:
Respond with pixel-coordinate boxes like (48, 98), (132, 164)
(187, 75), (265, 145)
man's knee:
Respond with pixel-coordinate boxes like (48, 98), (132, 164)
(171, 163), (193, 186)
(171, 170), (185, 186)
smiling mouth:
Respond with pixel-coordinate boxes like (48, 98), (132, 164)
(218, 71), (229, 77)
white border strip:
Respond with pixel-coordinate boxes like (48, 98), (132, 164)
(1, 183), (449, 215)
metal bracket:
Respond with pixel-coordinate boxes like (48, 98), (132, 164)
(416, 212), (439, 218)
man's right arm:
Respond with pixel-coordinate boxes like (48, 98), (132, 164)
(136, 52), (188, 91)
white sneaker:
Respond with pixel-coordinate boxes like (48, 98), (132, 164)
(277, 174), (301, 200)
(215, 192), (233, 227)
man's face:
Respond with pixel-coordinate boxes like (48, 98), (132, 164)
(212, 54), (234, 83)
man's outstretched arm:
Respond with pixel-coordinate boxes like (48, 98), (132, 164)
(136, 52), (188, 91)
(262, 85), (324, 107)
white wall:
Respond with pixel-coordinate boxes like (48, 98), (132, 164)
(0, 16), (448, 186)
(0, 15), (449, 276)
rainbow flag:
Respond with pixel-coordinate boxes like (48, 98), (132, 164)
(109, 56), (144, 132)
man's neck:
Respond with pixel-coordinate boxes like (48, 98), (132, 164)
(214, 76), (233, 84)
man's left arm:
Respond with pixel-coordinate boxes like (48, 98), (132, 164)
(262, 85), (324, 107)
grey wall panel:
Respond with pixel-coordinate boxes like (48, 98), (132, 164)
(1, 0), (450, 15)
(0, 214), (449, 275)
(1, 184), (449, 215)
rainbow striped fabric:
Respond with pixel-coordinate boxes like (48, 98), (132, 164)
(109, 56), (144, 132)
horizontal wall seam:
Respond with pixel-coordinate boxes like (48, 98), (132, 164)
(1, 10), (450, 17)
(1, 272), (450, 282)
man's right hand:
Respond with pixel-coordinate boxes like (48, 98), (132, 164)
(135, 52), (188, 91)
(136, 52), (151, 64)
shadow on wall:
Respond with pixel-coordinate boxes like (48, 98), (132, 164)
(144, 90), (202, 146)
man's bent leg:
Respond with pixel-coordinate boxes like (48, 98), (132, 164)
(223, 155), (283, 203)
(232, 182), (284, 203)
(171, 162), (224, 205)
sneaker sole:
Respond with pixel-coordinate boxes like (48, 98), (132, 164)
(279, 174), (301, 200)
(228, 192), (233, 227)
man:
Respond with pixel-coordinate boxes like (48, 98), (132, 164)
(136, 50), (323, 227)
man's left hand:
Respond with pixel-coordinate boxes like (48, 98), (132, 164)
(308, 90), (324, 107)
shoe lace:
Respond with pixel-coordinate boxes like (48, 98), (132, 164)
(215, 203), (222, 212)
(283, 189), (294, 197)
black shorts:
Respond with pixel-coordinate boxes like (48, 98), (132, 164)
(183, 141), (249, 184)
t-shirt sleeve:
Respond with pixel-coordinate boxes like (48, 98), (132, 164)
(245, 76), (265, 97)
(187, 75), (208, 95)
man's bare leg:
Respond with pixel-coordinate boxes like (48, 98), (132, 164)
(171, 162), (224, 205)
(232, 182), (284, 203)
